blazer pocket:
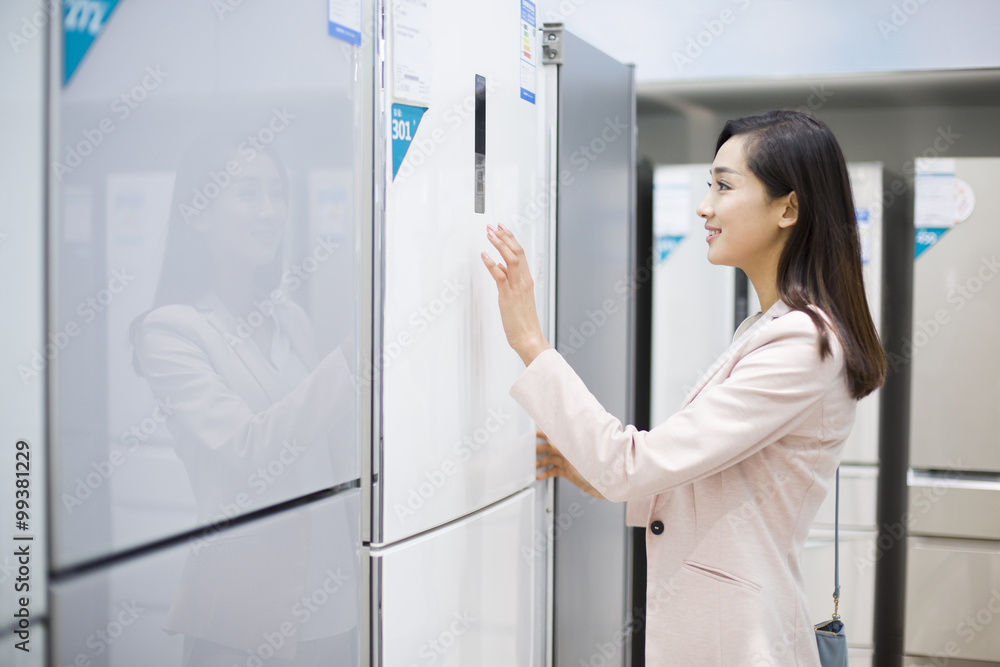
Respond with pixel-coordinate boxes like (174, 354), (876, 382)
(683, 560), (762, 594)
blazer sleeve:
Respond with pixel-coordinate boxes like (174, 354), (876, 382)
(134, 307), (355, 469)
(509, 312), (844, 503)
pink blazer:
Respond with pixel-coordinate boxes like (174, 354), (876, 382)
(510, 299), (856, 666)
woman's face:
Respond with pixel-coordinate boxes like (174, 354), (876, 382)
(696, 134), (794, 273)
(201, 152), (288, 268)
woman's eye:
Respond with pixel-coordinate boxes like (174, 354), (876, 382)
(717, 181), (731, 191)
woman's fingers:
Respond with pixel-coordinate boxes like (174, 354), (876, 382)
(479, 250), (507, 283)
(495, 222), (525, 256)
(535, 454), (567, 469)
(486, 224), (519, 270)
(536, 467), (564, 481)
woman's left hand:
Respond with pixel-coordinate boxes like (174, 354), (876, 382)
(480, 223), (551, 366)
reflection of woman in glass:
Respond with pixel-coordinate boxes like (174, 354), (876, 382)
(131, 125), (358, 666)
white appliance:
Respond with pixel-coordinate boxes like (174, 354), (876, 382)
(905, 157), (1000, 666)
(46, 0), (368, 660)
(368, 0), (551, 664)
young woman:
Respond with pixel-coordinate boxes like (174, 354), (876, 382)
(481, 110), (886, 666)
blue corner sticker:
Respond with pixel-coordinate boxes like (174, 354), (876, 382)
(655, 235), (685, 264)
(915, 228), (949, 259)
(391, 103), (428, 180)
(64, 0), (120, 85)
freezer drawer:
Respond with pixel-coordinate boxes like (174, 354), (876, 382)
(905, 536), (1000, 662)
(373, 488), (537, 667)
(908, 472), (1000, 540)
(910, 158), (1000, 473)
(905, 657), (1000, 667)
(52, 491), (361, 666)
(850, 647), (874, 667)
(813, 465), (879, 530)
(802, 530), (877, 648)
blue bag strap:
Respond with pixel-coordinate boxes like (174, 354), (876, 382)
(833, 466), (841, 619)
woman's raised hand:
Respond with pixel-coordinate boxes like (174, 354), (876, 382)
(480, 223), (551, 367)
(535, 430), (605, 500)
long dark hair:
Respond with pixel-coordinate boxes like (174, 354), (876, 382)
(715, 110), (886, 399)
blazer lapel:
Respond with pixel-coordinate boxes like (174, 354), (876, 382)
(677, 299), (791, 409)
(195, 292), (290, 403)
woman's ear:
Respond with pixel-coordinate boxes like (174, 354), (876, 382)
(778, 191), (799, 229)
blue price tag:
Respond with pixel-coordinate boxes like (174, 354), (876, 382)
(391, 104), (428, 180)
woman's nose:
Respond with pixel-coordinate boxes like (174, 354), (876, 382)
(696, 191), (712, 219)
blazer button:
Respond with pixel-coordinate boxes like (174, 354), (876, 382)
(650, 520), (664, 535)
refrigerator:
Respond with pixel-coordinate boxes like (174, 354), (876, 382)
(543, 24), (637, 667)
(904, 157), (1000, 667)
(369, 9), (638, 666)
(46, 0), (367, 663)
(367, 0), (549, 663)
(0, 0), (48, 661)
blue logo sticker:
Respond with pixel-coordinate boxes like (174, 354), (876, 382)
(915, 227), (949, 258)
(391, 104), (428, 180)
(655, 235), (685, 264)
(64, 0), (120, 85)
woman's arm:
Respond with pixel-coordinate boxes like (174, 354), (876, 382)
(511, 315), (844, 502)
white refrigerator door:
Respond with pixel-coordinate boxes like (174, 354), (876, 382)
(374, 487), (536, 667)
(910, 157), (1000, 473)
(650, 164), (735, 423)
(380, 0), (545, 544)
(49, 0), (364, 570)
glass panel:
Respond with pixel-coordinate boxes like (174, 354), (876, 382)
(51, 0), (362, 568)
(52, 490), (361, 666)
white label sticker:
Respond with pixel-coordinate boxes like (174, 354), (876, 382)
(328, 0), (362, 45)
(914, 157), (957, 229)
(653, 168), (693, 237)
(392, 0), (432, 106)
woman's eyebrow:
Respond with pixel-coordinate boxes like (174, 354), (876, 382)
(710, 166), (740, 176)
